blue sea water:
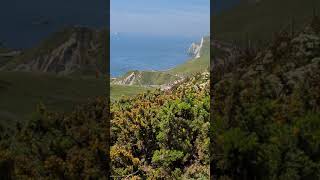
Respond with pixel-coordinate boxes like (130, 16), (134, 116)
(111, 34), (196, 77)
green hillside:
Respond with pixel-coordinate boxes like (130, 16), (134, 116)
(213, 0), (320, 46)
(0, 71), (149, 128)
(0, 71), (106, 127)
(110, 84), (154, 101)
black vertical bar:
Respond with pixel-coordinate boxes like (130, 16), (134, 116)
(210, 0), (214, 179)
(106, 0), (111, 178)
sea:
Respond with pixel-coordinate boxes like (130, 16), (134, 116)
(0, 0), (199, 78)
(111, 34), (197, 77)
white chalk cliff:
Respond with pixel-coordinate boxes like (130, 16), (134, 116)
(188, 37), (204, 59)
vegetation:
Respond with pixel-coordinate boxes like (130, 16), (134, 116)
(0, 73), (209, 179)
(111, 73), (209, 178)
(0, 97), (110, 179)
(110, 84), (153, 101)
(0, 71), (106, 127)
(1, 2), (320, 179)
(0, 71), (149, 129)
(211, 18), (320, 179)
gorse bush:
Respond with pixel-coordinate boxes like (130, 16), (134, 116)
(111, 73), (210, 179)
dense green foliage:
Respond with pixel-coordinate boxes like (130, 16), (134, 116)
(0, 98), (110, 179)
(211, 19), (320, 179)
(111, 73), (209, 178)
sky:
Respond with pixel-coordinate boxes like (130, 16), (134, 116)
(111, 0), (210, 37)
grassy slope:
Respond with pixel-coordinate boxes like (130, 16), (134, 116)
(110, 85), (154, 101)
(0, 71), (105, 126)
(0, 71), (149, 127)
(213, 0), (320, 45)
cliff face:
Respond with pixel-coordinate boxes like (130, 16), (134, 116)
(3, 27), (108, 75)
(188, 37), (204, 58)
(112, 71), (141, 85)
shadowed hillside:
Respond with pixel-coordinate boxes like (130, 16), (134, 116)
(211, 17), (320, 179)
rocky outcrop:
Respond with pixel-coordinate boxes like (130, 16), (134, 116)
(113, 71), (142, 85)
(3, 27), (107, 75)
(112, 70), (181, 87)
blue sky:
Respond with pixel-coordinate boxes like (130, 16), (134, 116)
(111, 0), (210, 37)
